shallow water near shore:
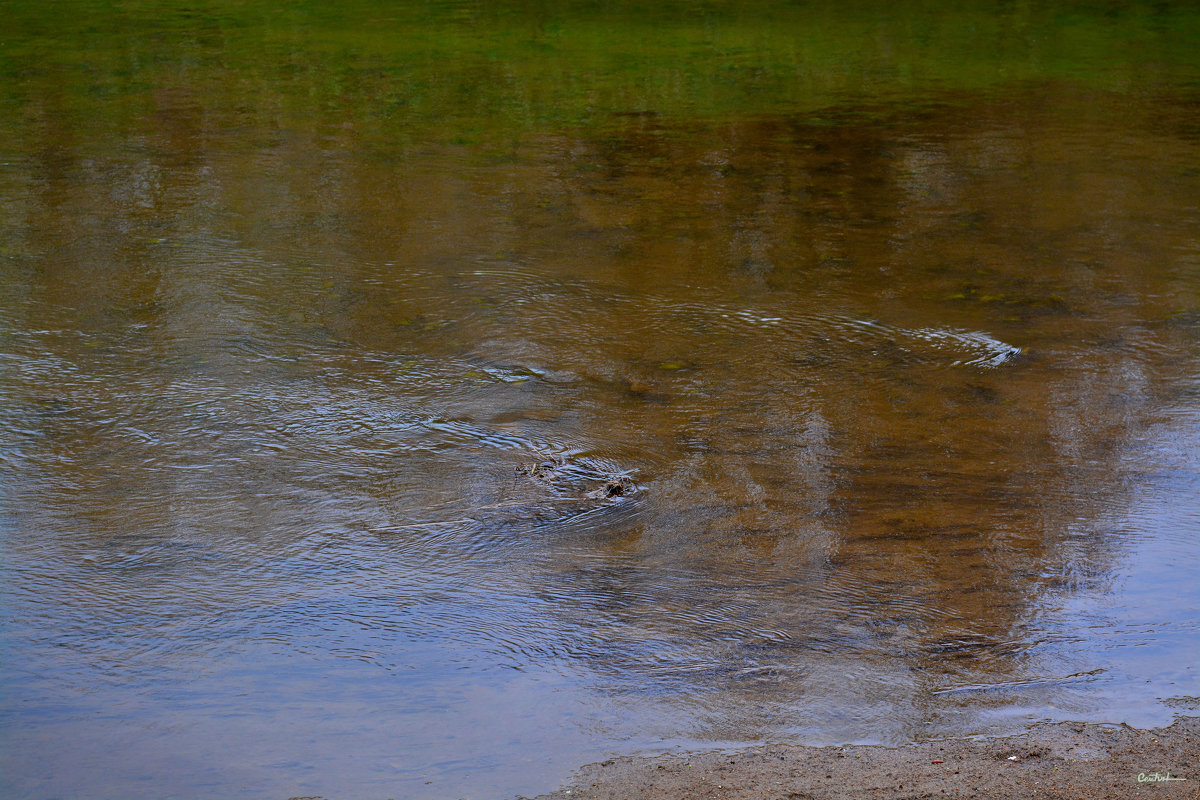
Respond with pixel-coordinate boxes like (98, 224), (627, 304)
(1, 2), (1199, 799)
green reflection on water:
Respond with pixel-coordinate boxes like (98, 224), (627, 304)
(2, 0), (1198, 150)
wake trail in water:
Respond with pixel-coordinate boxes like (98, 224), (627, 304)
(460, 268), (1022, 370)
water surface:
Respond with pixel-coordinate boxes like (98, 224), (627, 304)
(1, 2), (1199, 799)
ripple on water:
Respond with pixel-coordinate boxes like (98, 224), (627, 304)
(1, 206), (1195, 800)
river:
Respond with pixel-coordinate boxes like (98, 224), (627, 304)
(1, 2), (1198, 798)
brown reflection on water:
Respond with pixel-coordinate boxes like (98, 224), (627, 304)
(2, 82), (1199, 797)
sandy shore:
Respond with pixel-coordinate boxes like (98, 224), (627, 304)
(529, 716), (1199, 800)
